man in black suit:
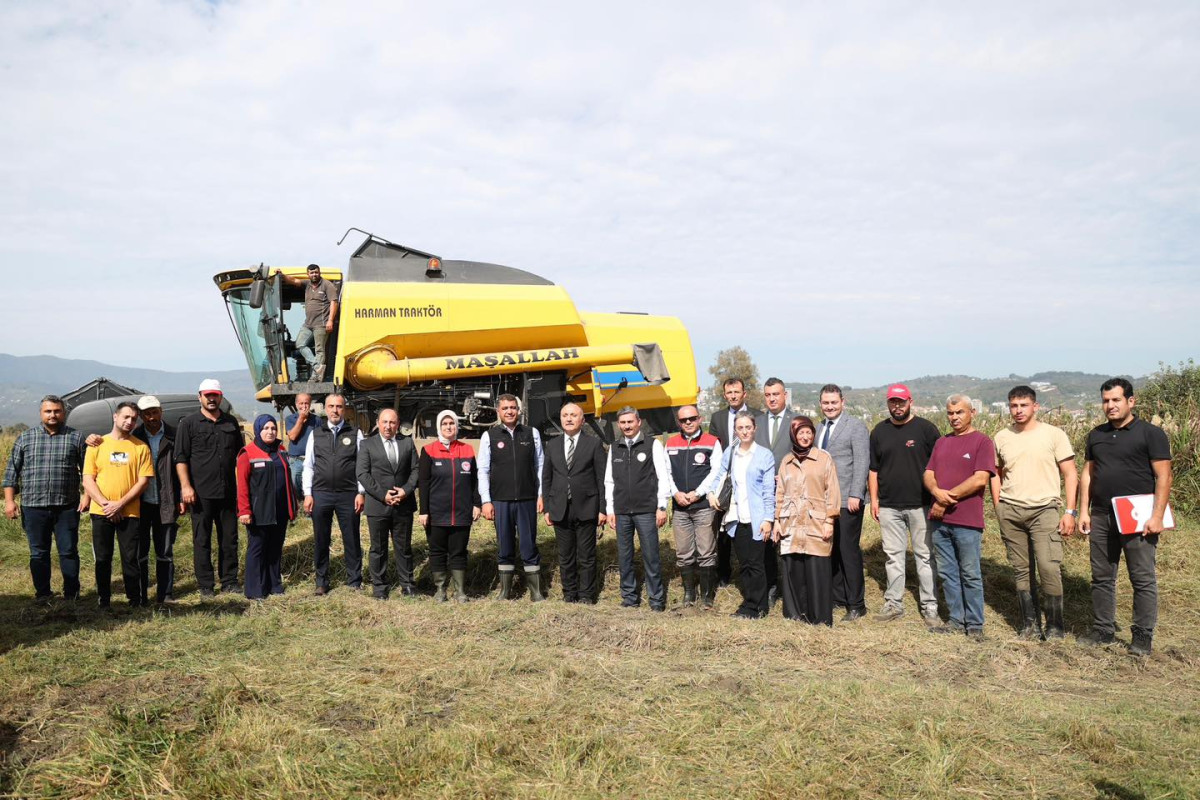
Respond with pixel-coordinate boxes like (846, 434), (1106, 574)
(541, 403), (607, 603)
(754, 377), (795, 607)
(708, 377), (751, 586)
(356, 408), (419, 599)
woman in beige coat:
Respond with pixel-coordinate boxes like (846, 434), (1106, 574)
(772, 416), (841, 625)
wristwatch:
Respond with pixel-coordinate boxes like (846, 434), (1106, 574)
(1065, 509), (1078, 517)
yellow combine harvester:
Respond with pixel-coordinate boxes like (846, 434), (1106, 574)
(213, 231), (698, 439)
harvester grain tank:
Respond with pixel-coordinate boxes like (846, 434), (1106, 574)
(213, 232), (698, 438)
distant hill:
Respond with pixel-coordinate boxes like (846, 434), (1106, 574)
(784, 371), (1141, 415)
(0, 354), (259, 426)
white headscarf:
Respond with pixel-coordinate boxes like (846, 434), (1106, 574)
(436, 410), (458, 446)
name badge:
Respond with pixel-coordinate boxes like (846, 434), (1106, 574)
(342, 436), (353, 446)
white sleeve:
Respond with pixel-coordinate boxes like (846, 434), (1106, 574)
(653, 440), (672, 510)
(695, 441), (724, 495)
(478, 431), (492, 504)
(357, 429), (365, 494)
(604, 448), (615, 517)
(302, 434), (315, 495)
(533, 428), (545, 497)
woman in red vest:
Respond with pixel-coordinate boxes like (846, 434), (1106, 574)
(237, 415), (296, 599)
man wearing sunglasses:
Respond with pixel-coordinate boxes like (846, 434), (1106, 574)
(665, 405), (723, 608)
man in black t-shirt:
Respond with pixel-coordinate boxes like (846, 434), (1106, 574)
(175, 379), (244, 596)
(1079, 378), (1172, 655)
(868, 384), (942, 625)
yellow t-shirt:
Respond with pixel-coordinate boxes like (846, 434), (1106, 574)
(84, 435), (154, 518)
(994, 422), (1075, 509)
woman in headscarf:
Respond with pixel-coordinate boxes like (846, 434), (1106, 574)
(418, 410), (481, 602)
(236, 415), (295, 599)
(772, 416), (841, 625)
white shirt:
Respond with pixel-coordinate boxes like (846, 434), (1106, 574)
(732, 443), (757, 523)
(604, 433), (673, 516)
(477, 424), (544, 504)
(302, 420), (365, 495)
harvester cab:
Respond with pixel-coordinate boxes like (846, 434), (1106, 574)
(213, 232), (699, 440)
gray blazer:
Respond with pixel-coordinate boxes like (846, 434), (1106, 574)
(356, 434), (419, 516)
(754, 409), (796, 469)
(817, 414), (870, 508)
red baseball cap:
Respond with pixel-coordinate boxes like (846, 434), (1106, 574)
(886, 384), (912, 401)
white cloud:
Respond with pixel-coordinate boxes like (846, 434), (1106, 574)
(2, 0), (1197, 384)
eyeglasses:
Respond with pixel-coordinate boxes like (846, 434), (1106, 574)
(677, 416), (699, 424)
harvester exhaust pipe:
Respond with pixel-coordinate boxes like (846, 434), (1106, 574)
(347, 343), (669, 391)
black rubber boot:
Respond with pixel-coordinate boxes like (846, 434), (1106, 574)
(681, 565), (697, 607)
(432, 571), (449, 603)
(1130, 627), (1153, 656)
(450, 570), (469, 603)
(1044, 594), (1065, 640)
(699, 567), (716, 609)
(495, 571), (515, 600)
(525, 569), (545, 603)
(1017, 590), (1042, 640)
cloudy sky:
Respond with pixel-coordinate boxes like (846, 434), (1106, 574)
(3, 1), (1197, 389)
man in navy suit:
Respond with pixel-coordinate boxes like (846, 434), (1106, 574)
(356, 408), (418, 599)
(541, 403), (608, 603)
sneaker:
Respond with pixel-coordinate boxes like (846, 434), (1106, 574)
(1130, 630), (1153, 656)
(967, 629), (985, 642)
(841, 608), (867, 622)
(922, 611), (943, 628)
(620, 600), (640, 608)
(874, 605), (904, 622)
(315, 586), (328, 597)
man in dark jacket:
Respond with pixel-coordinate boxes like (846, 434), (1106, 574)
(356, 408), (419, 599)
(302, 393), (365, 595)
(541, 403), (607, 604)
(132, 396), (182, 605)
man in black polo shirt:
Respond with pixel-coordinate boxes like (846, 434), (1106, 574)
(302, 393), (365, 595)
(175, 379), (244, 596)
(1079, 378), (1172, 656)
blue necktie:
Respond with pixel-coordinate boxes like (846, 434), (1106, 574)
(820, 422), (832, 450)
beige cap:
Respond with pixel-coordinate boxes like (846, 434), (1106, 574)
(136, 395), (161, 410)
(198, 378), (223, 394)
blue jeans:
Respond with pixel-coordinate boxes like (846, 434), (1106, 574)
(616, 513), (665, 608)
(931, 523), (984, 631)
(289, 457), (306, 507)
(22, 505), (81, 598)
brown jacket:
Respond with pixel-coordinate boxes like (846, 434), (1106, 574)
(774, 449), (840, 557)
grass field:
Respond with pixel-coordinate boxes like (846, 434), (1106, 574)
(2, 496), (1198, 798)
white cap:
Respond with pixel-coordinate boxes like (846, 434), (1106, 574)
(198, 378), (223, 394)
(136, 395), (161, 410)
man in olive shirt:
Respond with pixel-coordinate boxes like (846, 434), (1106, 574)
(1080, 378), (1172, 656)
(991, 385), (1078, 640)
(286, 264), (340, 382)
(176, 379), (245, 597)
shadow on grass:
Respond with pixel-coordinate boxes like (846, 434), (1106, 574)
(0, 591), (252, 656)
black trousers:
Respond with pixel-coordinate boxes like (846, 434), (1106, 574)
(245, 522), (287, 599)
(427, 525), (470, 572)
(716, 515), (733, 583)
(732, 523), (768, 616)
(764, 541), (778, 593)
(830, 507), (866, 612)
(367, 510), (415, 595)
(554, 513), (598, 603)
(92, 514), (142, 604)
(137, 506), (178, 603)
(781, 552), (833, 625)
(191, 497), (239, 591)
(312, 491), (362, 589)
